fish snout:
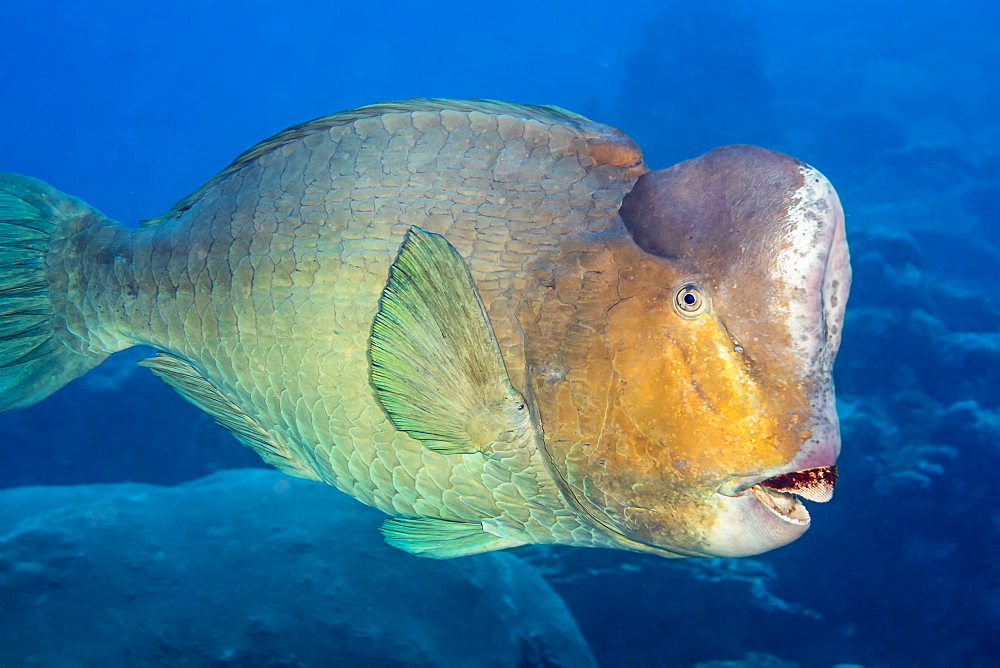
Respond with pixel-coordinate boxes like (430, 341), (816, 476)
(705, 463), (838, 557)
(705, 399), (840, 558)
(702, 484), (812, 558)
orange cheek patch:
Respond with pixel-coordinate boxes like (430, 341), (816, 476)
(519, 242), (820, 555)
(606, 293), (800, 482)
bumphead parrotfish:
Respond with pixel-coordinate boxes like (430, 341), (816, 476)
(0, 99), (849, 559)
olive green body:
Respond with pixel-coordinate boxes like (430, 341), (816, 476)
(47, 101), (646, 548)
(0, 99), (848, 560)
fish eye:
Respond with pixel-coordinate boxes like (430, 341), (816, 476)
(673, 283), (707, 317)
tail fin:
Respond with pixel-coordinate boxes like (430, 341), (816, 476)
(0, 174), (110, 412)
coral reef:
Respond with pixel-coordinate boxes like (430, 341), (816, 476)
(692, 653), (799, 668)
(0, 470), (595, 667)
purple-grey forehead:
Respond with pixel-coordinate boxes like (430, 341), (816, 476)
(618, 144), (806, 272)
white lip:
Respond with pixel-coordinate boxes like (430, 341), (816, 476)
(706, 464), (839, 552)
(719, 465), (838, 502)
(750, 484), (810, 525)
(700, 488), (812, 558)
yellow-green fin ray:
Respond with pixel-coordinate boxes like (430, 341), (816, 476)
(380, 516), (526, 558)
(138, 352), (319, 481)
(369, 226), (532, 456)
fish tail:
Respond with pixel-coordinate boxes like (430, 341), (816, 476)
(0, 173), (120, 412)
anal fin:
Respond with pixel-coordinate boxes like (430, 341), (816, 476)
(380, 516), (525, 559)
(138, 352), (320, 481)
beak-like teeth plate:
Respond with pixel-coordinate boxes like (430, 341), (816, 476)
(760, 465), (838, 503)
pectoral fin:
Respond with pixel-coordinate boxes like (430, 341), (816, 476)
(369, 226), (531, 456)
(380, 516), (526, 558)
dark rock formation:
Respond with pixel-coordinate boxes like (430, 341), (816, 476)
(0, 469), (595, 667)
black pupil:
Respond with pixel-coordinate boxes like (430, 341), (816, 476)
(683, 292), (696, 305)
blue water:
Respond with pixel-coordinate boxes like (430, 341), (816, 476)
(2, 1), (999, 665)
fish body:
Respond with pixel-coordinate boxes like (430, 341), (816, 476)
(0, 99), (849, 559)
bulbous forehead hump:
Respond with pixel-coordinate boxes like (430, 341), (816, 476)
(618, 144), (807, 273)
(617, 144), (849, 382)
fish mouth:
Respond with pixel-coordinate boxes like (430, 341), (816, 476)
(722, 466), (838, 526)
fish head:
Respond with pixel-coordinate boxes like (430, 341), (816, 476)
(528, 145), (849, 558)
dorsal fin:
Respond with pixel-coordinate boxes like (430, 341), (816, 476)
(139, 98), (599, 228)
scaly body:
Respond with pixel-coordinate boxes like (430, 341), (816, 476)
(0, 99), (849, 559)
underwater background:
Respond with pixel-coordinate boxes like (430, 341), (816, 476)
(1, 0), (998, 666)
